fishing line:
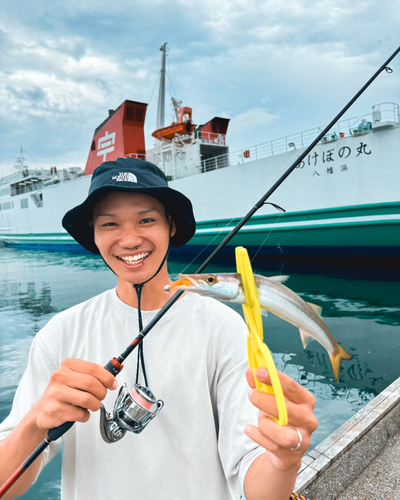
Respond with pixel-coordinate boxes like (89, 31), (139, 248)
(189, 162), (302, 275)
(248, 60), (398, 264)
(188, 53), (400, 274)
(345, 57), (400, 121)
(249, 211), (286, 265)
(246, 150), (315, 262)
(180, 148), (301, 274)
(181, 49), (400, 272)
(273, 150), (329, 212)
(256, 149), (302, 202)
(178, 216), (240, 274)
(2, 45), (400, 500)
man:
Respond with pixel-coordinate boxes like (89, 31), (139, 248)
(0, 158), (317, 500)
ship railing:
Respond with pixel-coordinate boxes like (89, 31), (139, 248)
(200, 154), (230, 172)
(11, 179), (44, 196)
(196, 132), (227, 146)
(150, 102), (399, 181)
(223, 115), (360, 165)
(168, 116), (360, 180)
(2, 166), (85, 189)
(7, 166), (86, 196)
(0, 171), (24, 186)
(1, 168), (47, 186)
(366, 102), (400, 124)
(125, 153), (147, 160)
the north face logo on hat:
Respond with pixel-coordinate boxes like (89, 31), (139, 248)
(112, 172), (138, 183)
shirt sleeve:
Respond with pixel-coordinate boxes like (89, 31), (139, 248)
(0, 323), (62, 476)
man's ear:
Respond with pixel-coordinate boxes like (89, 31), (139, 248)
(168, 216), (176, 238)
(90, 219), (97, 244)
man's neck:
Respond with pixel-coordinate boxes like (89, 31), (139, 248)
(116, 271), (177, 311)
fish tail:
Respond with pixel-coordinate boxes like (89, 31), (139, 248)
(329, 344), (352, 382)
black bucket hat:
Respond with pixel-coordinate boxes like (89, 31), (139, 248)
(62, 157), (196, 254)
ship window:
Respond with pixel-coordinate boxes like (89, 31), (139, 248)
(135, 107), (144, 123)
(21, 198), (29, 209)
(30, 192), (43, 208)
(125, 106), (135, 121)
(91, 140), (96, 151)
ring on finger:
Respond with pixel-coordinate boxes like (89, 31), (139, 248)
(290, 427), (302, 451)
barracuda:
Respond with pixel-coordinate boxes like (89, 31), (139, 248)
(166, 273), (352, 381)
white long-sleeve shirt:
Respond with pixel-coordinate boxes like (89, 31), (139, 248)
(0, 289), (263, 500)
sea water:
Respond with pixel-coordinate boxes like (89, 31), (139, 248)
(0, 246), (399, 499)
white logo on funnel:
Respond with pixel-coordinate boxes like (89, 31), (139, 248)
(112, 172), (138, 183)
(97, 131), (116, 162)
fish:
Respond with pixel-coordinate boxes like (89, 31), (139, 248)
(166, 273), (352, 381)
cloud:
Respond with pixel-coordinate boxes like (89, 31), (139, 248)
(228, 107), (279, 150)
(0, 0), (399, 172)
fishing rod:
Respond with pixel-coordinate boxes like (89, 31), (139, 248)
(1, 44), (399, 498)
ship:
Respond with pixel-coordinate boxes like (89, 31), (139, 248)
(1, 43), (399, 262)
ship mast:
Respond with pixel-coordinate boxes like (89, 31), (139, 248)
(156, 42), (167, 130)
(14, 146), (27, 172)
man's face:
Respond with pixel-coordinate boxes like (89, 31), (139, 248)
(93, 191), (174, 285)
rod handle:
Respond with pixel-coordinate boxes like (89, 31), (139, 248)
(46, 361), (122, 442)
(47, 421), (75, 441)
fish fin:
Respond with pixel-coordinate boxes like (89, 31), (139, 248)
(299, 329), (315, 349)
(329, 344), (352, 382)
(269, 275), (290, 283)
(260, 308), (268, 317)
(307, 302), (323, 316)
(338, 344), (352, 360)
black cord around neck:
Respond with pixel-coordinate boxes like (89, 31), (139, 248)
(132, 220), (172, 387)
(133, 283), (148, 386)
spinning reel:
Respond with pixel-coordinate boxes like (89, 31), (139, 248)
(100, 383), (164, 443)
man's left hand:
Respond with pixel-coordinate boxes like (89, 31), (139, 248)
(245, 367), (318, 472)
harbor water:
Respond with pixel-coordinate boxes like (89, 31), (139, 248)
(0, 246), (399, 499)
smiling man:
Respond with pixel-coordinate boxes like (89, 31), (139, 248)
(92, 191), (175, 309)
(0, 158), (316, 500)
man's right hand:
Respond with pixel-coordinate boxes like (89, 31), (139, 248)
(0, 359), (118, 499)
(32, 358), (118, 432)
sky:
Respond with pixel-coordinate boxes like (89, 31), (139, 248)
(0, 0), (399, 173)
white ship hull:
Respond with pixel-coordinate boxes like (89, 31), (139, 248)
(1, 104), (399, 261)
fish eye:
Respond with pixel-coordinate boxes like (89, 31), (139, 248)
(206, 276), (216, 284)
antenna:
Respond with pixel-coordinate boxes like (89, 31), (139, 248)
(156, 43), (168, 130)
(13, 146), (27, 171)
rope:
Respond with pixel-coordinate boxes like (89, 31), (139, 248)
(290, 492), (309, 500)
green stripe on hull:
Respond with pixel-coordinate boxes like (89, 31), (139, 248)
(191, 220), (400, 247)
(1, 202), (399, 250)
(0, 233), (78, 246)
(191, 202), (400, 248)
(198, 201), (400, 229)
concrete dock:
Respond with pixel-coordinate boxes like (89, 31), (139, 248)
(295, 376), (400, 499)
